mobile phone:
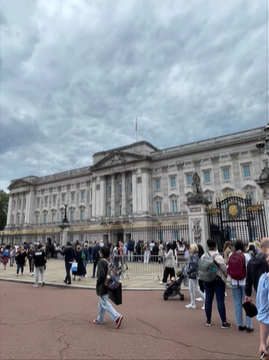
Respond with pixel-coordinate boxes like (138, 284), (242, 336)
(259, 345), (269, 360)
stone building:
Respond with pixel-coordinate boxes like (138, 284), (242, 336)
(2, 126), (268, 246)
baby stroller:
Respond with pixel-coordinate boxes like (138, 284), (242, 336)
(163, 271), (185, 301)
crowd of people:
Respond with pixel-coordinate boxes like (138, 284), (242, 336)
(0, 236), (268, 356)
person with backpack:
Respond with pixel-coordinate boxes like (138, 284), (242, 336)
(228, 239), (253, 332)
(93, 246), (123, 329)
(199, 239), (230, 329)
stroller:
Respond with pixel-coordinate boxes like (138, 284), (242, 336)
(163, 270), (185, 301)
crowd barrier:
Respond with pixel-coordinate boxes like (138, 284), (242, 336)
(114, 255), (188, 281)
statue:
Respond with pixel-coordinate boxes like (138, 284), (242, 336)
(192, 218), (202, 243)
(191, 172), (203, 194)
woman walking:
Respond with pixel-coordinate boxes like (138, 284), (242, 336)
(15, 246), (27, 276)
(185, 244), (205, 309)
(160, 243), (175, 285)
(93, 246), (123, 328)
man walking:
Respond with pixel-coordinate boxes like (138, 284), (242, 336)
(32, 244), (46, 287)
(59, 241), (76, 285)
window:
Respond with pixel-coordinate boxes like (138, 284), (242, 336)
(186, 174), (192, 186)
(61, 194), (66, 204)
(204, 171), (211, 184)
(17, 214), (20, 224)
(61, 211), (65, 221)
(264, 161), (269, 168)
(222, 168), (230, 181)
(118, 184), (122, 195)
(156, 201), (161, 214)
(119, 204), (122, 216)
(108, 186), (112, 196)
(43, 213), (47, 223)
(36, 198), (40, 207)
(174, 231), (179, 241)
(170, 176), (176, 188)
(44, 196), (48, 206)
(155, 179), (161, 190)
(243, 165), (251, 179)
(71, 192), (75, 202)
(205, 196), (212, 202)
(53, 195), (57, 205)
(70, 210), (74, 221)
(35, 214), (39, 224)
(81, 190), (85, 201)
(130, 203), (133, 214)
(130, 182), (132, 193)
(80, 209), (84, 221)
(52, 213), (56, 223)
(108, 206), (111, 216)
(171, 200), (177, 213)
(247, 191), (254, 203)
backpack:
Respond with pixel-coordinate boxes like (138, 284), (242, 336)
(81, 251), (86, 260)
(198, 252), (218, 282)
(228, 252), (246, 280)
(3, 250), (9, 257)
(105, 261), (120, 290)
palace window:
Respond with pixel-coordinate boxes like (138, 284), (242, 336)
(52, 212), (56, 223)
(43, 213), (47, 223)
(171, 200), (177, 213)
(70, 210), (74, 221)
(53, 195), (57, 205)
(35, 214), (39, 224)
(108, 206), (111, 216)
(81, 190), (85, 201)
(17, 214), (20, 224)
(80, 209), (85, 221)
(36, 198), (40, 207)
(156, 201), (161, 214)
(243, 165), (251, 179)
(44, 196), (48, 206)
(71, 192), (75, 202)
(130, 182), (132, 193)
(61, 194), (66, 204)
(130, 203), (133, 214)
(155, 179), (161, 190)
(204, 171), (211, 184)
(186, 174), (192, 186)
(108, 186), (112, 197)
(170, 176), (176, 189)
(119, 204), (122, 216)
(118, 184), (122, 195)
(222, 168), (230, 181)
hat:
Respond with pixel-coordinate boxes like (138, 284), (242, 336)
(242, 302), (258, 318)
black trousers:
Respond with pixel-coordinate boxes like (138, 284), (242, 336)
(162, 267), (175, 283)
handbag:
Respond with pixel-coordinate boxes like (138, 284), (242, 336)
(109, 282), (122, 305)
(71, 262), (78, 272)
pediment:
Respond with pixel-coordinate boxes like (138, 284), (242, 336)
(221, 185), (235, 193)
(242, 183), (256, 191)
(8, 179), (32, 190)
(91, 151), (150, 170)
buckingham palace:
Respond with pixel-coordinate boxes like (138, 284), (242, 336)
(2, 126), (269, 246)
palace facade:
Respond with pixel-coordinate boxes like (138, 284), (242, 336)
(2, 126), (268, 246)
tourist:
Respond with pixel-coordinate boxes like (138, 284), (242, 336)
(81, 243), (89, 277)
(143, 241), (150, 264)
(185, 244), (205, 309)
(72, 244), (86, 281)
(32, 244), (46, 287)
(196, 244), (205, 300)
(223, 241), (232, 265)
(160, 243), (175, 285)
(59, 241), (75, 285)
(1, 245), (10, 270)
(15, 246), (27, 276)
(256, 245), (269, 359)
(9, 245), (15, 267)
(202, 239), (230, 329)
(229, 240), (253, 332)
(27, 245), (35, 275)
(93, 246), (123, 328)
(92, 242), (100, 278)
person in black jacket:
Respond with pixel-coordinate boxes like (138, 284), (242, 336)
(93, 246), (123, 328)
(92, 242), (100, 278)
(33, 244), (46, 287)
(245, 237), (269, 303)
(15, 246), (27, 276)
(59, 242), (75, 285)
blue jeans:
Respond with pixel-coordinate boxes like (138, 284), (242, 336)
(16, 263), (24, 274)
(204, 276), (227, 323)
(97, 294), (120, 323)
(232, 285), (252, 327)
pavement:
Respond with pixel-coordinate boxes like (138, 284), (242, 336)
(0, 258), (175, 290)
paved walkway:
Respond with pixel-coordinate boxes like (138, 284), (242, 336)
(0, 259), (177, 290)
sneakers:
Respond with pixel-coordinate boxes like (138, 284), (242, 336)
(185, 303), (196, 309)
(115, 315), (123, 329)
(159, 281), (164, 285)
(93, 319), (105, 324)
(238, 325), (247, 331)
(206, 321), (212, 326)
(196, 297), (203, 302)
(33, 284), (38, 287)
(201, 305), (205, 310)
(246, 327), (254, 333)
(221, 322), (231, 329)
(42, 282), (45, 287)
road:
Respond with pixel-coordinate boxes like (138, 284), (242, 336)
(0, 281), (259, 360)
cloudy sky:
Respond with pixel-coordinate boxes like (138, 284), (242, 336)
(0, 0), (268, 192)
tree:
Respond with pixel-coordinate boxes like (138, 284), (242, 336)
(0, 190), (9, 230)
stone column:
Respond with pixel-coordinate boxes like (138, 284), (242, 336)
(230, 152), (240, 190)
(25, 188), (35, 225)
(121, 172), (126, 215)
(132, 170), (137, 214)
(91, 177), (97, 218)
(6, 195), (13, 226)
(100, 176), (106, 217)
(177, 162), (185, 210)
(111, 174), (115, 216)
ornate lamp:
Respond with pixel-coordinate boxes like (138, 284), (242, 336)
(256, 122), (269, 155)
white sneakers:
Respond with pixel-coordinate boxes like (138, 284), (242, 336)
(201, 305), (205, 310)
(185, 303), (196, 309)
(196, 297), (203, 302)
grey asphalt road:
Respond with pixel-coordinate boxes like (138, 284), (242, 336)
(0, 281), (259, 360)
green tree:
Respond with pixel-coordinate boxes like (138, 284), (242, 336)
(0, 190), (9, 230)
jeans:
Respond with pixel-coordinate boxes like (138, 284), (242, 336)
(35, 266), (45, 285)
(232, 284), (252, 327)
(16, 263), (24, 274)
(128, 251), (134, 262)
(144, 251), (150, 263)
(97, 294), (120, 323)
(82, 260), (87, 274)
(92, 260), (98, 277)
(188, 278), (205, 304)
(204, 276), (227, 323)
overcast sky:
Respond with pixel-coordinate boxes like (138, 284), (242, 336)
(0, 0), (268, 192)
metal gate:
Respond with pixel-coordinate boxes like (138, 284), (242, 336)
(208, 196), (268, 250)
